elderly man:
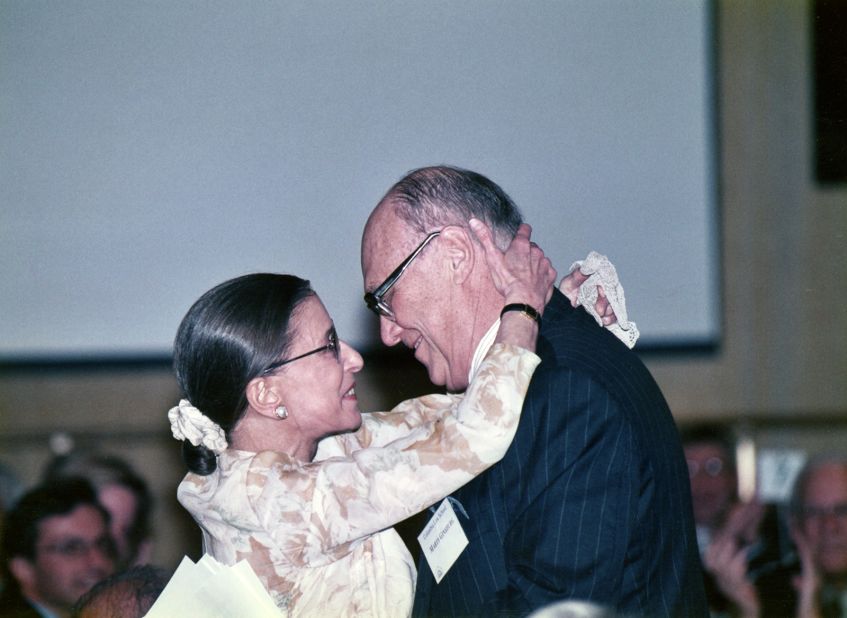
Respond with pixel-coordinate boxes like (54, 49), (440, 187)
(790, 457), (847, 618)
(0, 478), (116, 618)
(361, 166), (707, 617)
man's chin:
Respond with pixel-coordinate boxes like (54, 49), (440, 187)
(437, 369), (470, 393)
(425, 366), (446, 388)
(418, 354), (467, 391)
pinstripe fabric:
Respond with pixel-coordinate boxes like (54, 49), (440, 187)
(412, 291), (708, 617)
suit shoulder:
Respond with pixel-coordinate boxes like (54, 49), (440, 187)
(540, 295), (643, 372)
(536, 294), (667, 411)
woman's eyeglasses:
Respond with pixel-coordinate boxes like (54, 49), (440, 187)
(263, 325), (339, 374)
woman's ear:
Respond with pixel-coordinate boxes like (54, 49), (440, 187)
(439, 225), (475, 284)
(245, 376), (283, 420)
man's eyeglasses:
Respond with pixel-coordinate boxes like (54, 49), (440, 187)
(687, 457), (726, 479)
(364, 231), (440, 319)
(39, 536), (116, 559)
(263, 326), (339, 374)
(799, 502), (847, 522)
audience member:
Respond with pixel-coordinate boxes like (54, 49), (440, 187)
(684, 425), (747, 551)
(0, 478), (116, 618)
(70, 564), (169, 618)
(790, 456), (847, 618)
(683, 424), (797, 617)
(42, 452), (153, 568)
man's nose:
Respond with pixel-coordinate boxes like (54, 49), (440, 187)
(822, 511), (846, 533)
(84, 545), (114, 574)
(379, 315), (404, 346)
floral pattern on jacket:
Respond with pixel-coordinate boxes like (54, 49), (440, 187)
(177, 343), (539, 617)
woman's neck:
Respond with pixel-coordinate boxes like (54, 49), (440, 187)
(230, 412), (318, 462)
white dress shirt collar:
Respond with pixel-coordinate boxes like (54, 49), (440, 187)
(467, 319), (500, 384)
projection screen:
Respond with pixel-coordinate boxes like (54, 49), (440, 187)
(0, 1), (718, 361)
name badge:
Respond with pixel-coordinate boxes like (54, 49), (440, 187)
(418, 498), (469, 583)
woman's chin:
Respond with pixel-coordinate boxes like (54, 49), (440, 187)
(339, 403), (363, 431)
(348, 411), (363, 431)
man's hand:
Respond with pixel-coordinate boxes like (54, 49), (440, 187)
(791, 525), (822, 618)
(721, 501), (767, 545)
(703, 531), (762, 618)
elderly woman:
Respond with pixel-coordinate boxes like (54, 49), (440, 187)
(168, 223), (617, 616)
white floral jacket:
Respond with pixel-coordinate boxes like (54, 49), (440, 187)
(177, 343), (539, 617)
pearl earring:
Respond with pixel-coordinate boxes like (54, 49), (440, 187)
(274, 405), (288, 420)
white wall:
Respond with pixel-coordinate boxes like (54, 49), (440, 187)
(0, 0), (717, 359)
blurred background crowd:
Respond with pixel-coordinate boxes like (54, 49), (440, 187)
(3, 428), (847, 617)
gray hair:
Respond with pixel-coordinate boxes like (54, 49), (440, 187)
(789, 454), (847, 519)
(380, 165), (524, 250)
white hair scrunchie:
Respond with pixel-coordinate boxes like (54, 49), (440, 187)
(168, 399), (228, 455)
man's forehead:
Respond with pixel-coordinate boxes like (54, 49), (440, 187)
(807, 465), (847, 499)
(362, 212), (413, 282)
(685, 443), (730, 459)
(39, 505), (106, 539)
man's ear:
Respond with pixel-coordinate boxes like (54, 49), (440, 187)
(438, 226), (475, 284)
(9, 556), (36, 593)
(245, 376), (283, 420)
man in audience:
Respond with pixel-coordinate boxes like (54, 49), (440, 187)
(790, 456), (847, 618)
(361, 165), (707, 616)
(683, 424), (746, 553)
(0, 478), (116, 618)
(683, 424), (797, 617)
(43, 452), (153, 568)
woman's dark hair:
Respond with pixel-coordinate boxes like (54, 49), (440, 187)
(172, 273), (314, 476)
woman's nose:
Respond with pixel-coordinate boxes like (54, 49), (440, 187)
(340, 341), (364, 373)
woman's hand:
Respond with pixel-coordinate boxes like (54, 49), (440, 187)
(560, 268), (616, 325)
(469, 218), (556, 315)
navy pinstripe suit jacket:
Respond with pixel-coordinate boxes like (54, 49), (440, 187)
(412, 291), (708, 617)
